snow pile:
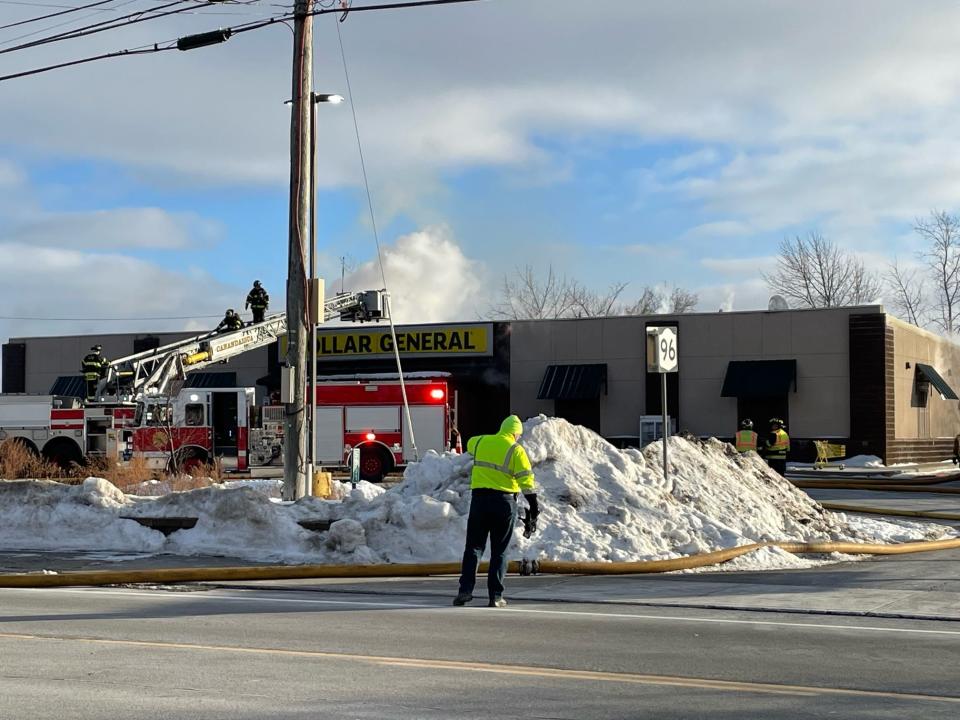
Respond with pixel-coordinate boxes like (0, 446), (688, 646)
(0, 417), (953, 569)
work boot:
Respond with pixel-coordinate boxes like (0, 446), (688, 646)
(453, 592), (473, 606)
(488, 596), (507, 608)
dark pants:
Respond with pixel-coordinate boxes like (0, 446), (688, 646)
(767, 458), (786, 475)
(85, 377), (98, 400)
(458, 489), (516, 599)
(252, 307), (265, 323)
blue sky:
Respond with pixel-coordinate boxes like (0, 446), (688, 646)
(1, 0), (957, 349)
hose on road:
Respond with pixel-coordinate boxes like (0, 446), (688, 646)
(2, 537), (960, 587)
(818, 502), (960, 522)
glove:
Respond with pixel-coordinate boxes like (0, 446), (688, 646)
(522, 494), (539, 538)
(524, 493), (540, 522)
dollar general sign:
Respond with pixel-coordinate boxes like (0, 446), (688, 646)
(313, 323), (492, 360)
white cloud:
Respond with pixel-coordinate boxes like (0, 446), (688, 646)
(341, 226), (486, 324)
(0, 242), (242, 348)
(5, 208), (223, 250)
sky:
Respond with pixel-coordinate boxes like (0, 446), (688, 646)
(2, 0), (960, 354)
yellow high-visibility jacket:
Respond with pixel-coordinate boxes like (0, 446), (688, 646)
(467, 432), (535, 493)
(735, 430), (758, 453)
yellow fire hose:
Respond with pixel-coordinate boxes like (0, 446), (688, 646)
(790, 471), (960, 487)
(818, 502), (960, 522)
(793, 482), (960, 493)
(2, 537), (960, 588)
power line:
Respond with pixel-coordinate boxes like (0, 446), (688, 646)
(0, 313), (225, 321)
(0, 0), (488, 82)
(0, 0), (115, 32)
(0, 0), (197, 56)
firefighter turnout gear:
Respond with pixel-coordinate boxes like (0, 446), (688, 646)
(81, 345), (109, 400)
(246, 281), (269, 323)
(763, 422), (790, 475)
(457, 415), (538, 606)
(735, 429), (758, 453)
(216, 309), (244, 333)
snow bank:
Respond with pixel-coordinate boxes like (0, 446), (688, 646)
(0, 417), (953, 570)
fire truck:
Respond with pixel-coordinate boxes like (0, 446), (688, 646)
(311, 373), (455, 481)
(0, 290), (388, 474)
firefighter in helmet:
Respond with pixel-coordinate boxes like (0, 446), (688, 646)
(216, 309), (244, 333)
(245, 280), (270, 324)
(763, 417), (790, 475)
(734, 418), (758, 454)
(81, 344), (110, 400)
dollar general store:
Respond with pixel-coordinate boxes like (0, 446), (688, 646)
(4, 305), (960, 463)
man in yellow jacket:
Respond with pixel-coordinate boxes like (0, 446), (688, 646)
(454, 415), (538, 608)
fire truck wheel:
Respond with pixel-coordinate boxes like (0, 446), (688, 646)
(359, 446), (393, 483)
(169, 448), (208, 475)
(41, 438), (84, 470)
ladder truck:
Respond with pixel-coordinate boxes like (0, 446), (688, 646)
(0, 290), (387, 473)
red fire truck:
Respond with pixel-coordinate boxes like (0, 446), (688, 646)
(0, 290), (388, 474)
(312, 375), (455, 481)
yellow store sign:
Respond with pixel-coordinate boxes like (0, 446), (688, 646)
(308, 323), (493, 360)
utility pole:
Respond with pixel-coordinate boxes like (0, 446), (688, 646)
(284, 0), (314, 500)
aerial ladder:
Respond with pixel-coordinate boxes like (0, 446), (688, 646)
(94, 289), (387, 402)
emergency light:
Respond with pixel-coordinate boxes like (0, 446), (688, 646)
(429, 388), (445, 400)
(365, 432), (376, 441)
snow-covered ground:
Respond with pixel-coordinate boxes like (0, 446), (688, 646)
(0, 417), (953, 571)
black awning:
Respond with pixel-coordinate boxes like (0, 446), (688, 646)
(49, 375), (86, 398)
(183, 372), (238, 389)
(721, 360), (797, 397)
(916, 363), (958, 400)
(538, 364), (607, 400)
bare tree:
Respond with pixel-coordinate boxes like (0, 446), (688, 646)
(491, 267), (698, 319)
(763, 232), (881, 308)
(667, 286), (699, 314)
(916, 210), (960, 334)
(490, 265), (578, 320)
(623, 287), (661, 315)
(569, 280), (629, 317)
(885, 259), (928, 327)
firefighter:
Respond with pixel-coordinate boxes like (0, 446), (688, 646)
(454, 415), (538, 608)
(81, 344), (109, 400)
(763, 417), (790, 475)
(216, 309), (244, 333)
(734, 418), (758, 454)
(245, 280), (269, 324)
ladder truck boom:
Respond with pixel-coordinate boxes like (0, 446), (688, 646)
(96, 290), (387, 400)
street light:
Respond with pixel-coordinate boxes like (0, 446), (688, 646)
(308, 92), (342, 496)
(281, 91), (343, 496)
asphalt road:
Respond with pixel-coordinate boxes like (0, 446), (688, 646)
(2, 583), (960, 719)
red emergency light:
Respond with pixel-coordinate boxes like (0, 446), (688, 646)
(365, 432), (376, 441)
(429, 388), (445, 400)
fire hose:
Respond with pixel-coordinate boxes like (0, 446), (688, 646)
(2, 536), (960, 588)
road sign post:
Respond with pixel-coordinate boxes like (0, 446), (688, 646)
(646, 326), (678, 490)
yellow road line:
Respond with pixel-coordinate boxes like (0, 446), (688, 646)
(1, 631), (959, 704)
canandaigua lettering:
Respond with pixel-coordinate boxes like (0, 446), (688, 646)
(318, 327), (487, 356)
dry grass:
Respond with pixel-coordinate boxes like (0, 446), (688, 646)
(0, 440), (68, 480)
(1, 441), (226, 496)
(86, 455), (156, 491)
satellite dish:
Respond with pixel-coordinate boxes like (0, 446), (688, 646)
(768, 295), (789, 311)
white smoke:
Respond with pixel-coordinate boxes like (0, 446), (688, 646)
(342, 226), (487, 324)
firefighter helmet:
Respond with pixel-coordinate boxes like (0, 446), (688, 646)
(253, 280), (261, 288)
(741, 418), (753, 430)
(769, 417), (784, 428)
(91, 344), (102, 353)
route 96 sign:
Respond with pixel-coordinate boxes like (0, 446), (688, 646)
(646, 326), (678, 373)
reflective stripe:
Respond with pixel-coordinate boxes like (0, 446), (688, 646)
(473, 442), (521, 477)
(514, 469), (533, 479)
